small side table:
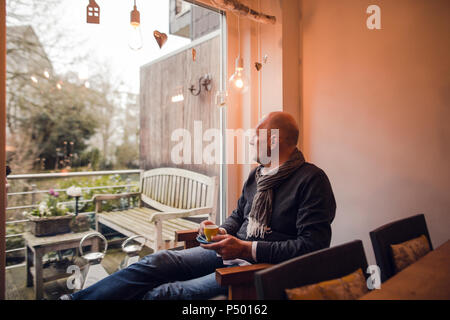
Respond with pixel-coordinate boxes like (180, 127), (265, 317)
(24, 230), (100, 300)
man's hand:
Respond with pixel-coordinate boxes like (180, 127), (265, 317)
(198, 220), (227, 236)
(200, 234), (252, 260)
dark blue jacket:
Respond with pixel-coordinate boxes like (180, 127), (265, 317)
(221, 162), (336, 264)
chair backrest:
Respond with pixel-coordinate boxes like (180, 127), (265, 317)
(254, 240), (369, 300)
(140, 167), (218, 220)
(369, 213), (432, 282)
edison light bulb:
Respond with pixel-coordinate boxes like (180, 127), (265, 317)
(231, 70), (244, 89)
(129, 23), (143, 50)
(229, 57), (247, 91)
(129, 3), (143, 51)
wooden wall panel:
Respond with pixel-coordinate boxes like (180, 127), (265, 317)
(140, 35), (220, 179)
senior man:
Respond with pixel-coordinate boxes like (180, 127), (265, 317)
(63, 111), (336, 300)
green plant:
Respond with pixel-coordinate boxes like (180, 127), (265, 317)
(57, 174), (139, 213)
(78, 148), (101, 169)
(24, 189), (69, 218)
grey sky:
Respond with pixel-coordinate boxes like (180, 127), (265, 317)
(32, 0), (191, 94)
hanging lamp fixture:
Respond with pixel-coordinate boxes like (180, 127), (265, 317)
(129, 0), (143, 50)
(229, 16), (247, 92)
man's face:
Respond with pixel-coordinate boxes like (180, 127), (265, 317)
(249, 123), (271, 165)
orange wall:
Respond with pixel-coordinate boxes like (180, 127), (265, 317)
(301, 0), (450, 263)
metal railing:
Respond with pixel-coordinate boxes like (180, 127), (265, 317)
(5, 169), (141, 269)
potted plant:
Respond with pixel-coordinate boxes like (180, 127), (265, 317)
(24, 189), (74, 237)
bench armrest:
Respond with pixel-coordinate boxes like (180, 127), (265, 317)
(215, 264), (273, 286)
(149, 207), (212, 223)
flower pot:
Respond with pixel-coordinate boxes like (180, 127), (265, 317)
(28, 213), (75, 237)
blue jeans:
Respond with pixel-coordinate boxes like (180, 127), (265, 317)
(70, 246), (229, 300)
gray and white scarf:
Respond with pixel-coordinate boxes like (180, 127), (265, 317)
(246, 148), (305, 239)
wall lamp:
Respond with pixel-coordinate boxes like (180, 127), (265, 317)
(189, 74), (212, 96)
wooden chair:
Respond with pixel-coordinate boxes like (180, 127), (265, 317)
(369, 213), (433, 282)
(254, 240), (369, 300)
(94, 168), (218, 253)
(175, 229), (272, 299)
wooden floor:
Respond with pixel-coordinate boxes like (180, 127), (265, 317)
(5, 245), (154, 300)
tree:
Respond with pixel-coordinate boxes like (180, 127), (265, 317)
(86, 67), (120, 162)
(114, 92), (139, 169)
(115, 144), (139, 169)
(6, 0), (140, 172)
(5, 0), (95, 172)
(27, 78), (99, 169)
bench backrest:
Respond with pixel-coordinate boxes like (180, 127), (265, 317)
(140, 168), (218, 220)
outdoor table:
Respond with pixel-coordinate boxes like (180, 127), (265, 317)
(24, 230), (99, 300)
(360, 239), (450, 300)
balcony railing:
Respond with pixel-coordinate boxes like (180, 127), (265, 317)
(5, 169), (142, 269)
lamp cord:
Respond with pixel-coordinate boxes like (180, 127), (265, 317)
(238, 15), (240, 57)
(231, 9), (241, 58)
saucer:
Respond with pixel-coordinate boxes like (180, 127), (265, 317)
(196, 235), (213, 244)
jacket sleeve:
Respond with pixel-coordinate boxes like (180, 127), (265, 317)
(255, 169), (336, 264)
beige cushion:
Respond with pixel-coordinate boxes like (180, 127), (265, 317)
(285, 268), (368, 300)
(390, 234), (431, 272)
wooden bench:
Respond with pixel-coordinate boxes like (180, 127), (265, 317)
(94, 168), (218, 252)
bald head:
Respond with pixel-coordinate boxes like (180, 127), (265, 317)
(258, 111), (299, 148)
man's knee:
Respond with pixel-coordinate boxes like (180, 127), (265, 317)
(138, 246), (206, 270)
(138, 249), (177, 268)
